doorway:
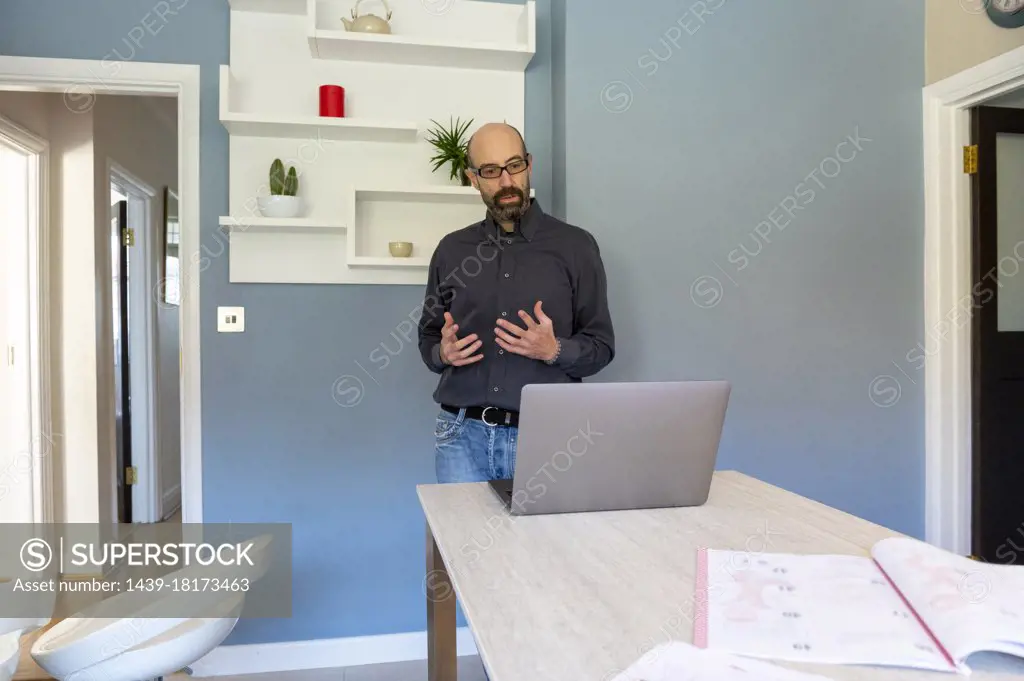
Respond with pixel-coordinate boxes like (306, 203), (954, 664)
(108, 158), (178, 526)
(0, 112), (52, 526)
(0, 56), (202, 527)
(0, 128), (34, 523)
(111, 188), (131, 523)
(922, 45), (1024, 557)
(968, 99), (1024, 563)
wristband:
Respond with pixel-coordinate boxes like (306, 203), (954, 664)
(544, 338), (562, 365)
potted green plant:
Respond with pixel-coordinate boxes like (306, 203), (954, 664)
(258, 158), (303, 218)
(426, 117), (473, 186)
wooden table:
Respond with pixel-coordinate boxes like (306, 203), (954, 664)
(417, 470), (1024, 681)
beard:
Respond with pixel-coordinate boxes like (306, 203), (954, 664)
(485, 183), (530, 223)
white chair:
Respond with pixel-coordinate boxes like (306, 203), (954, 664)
(2, 555), (59, 681)
(29, 534), (273, 681)
(42, 592), (245, 681)
(1, 617), (52, 681)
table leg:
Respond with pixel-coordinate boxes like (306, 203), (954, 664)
(426, 521), (457, 681)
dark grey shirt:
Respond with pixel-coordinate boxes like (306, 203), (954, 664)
(417, 200), (615, 412)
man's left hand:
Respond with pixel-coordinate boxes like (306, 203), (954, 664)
(495, 301), (558, 362)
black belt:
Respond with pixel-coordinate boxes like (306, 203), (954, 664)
(442, 404), (519, 427)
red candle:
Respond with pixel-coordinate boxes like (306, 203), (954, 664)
(319, 85), (345, 117)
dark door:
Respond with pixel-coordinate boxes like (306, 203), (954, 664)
(112, 198), (132, 524)
(970, 105), (1024, 562)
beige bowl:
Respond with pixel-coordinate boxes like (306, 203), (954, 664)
(389, 241), (413, 257)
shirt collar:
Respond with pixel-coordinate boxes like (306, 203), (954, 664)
(481, 197), (542, 242)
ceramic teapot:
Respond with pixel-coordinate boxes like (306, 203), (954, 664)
(342, 0), (393, 34)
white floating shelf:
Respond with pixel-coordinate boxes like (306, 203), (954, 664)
(308, 0), (536, 72)
(343, 185), (536, 272)
(348, 256), (430, 268)
(225, 0), (534, 285)
(310, 30), (535, 71)
(221, 111), (419, 142)
(219, 216), (346, 233)
(219, 66), (418, 142)
(227, 0), (306, 15)
(353, 185), (535, 202)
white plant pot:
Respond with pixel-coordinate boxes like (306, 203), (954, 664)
(257, 195), (304, 219)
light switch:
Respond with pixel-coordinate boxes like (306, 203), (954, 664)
(218, 306), (245, 332)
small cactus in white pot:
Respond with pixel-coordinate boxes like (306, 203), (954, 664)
(258, 159), (304, 218)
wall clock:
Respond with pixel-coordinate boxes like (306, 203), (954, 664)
(986, 0), (1024, 28)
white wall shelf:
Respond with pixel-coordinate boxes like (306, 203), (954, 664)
(309, 30), (535, 71)
(219, 65), (419, 143)
(343, 185), (535, 273)
(348, 256), (430, 268)
(221, 111), (419, 142)
(219, 216), (346, 233)
(308, 0), (535, 72)
(353, 185), (496, 202)
(225, 0), (534, 285)
(228, 0), (307, 14)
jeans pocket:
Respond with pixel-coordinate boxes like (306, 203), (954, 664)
(435, 409), (466, 444)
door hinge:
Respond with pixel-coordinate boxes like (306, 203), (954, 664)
(122, 227), (135, 247)
(125, 466), (138, 485)
(963, 145), (978, 174)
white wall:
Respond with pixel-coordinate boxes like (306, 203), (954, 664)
(0, 92), (56, 525)
(0, 92), (98, 527)
(0, 90), (180, 526)
(0, 94), (44, 525)
(92, 93), (181, 522)
(926, 0), (1024, 85)
(0, 91), (50, 138)
(48, 96), (100, 525)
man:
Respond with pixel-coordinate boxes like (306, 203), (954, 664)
(417, 122), (615, 484)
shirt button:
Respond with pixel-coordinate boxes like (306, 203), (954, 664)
(493, 386), (500, 392)
(505, 240), (512, 245)
(501, 312), (507, 317)
(498, 349), (504, 355)
(504, 273), (510, 278)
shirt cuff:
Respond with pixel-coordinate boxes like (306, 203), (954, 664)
(550, 336), (581, 369)
(430, 343), (447, 372)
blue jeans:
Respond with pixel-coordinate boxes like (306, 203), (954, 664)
(434, 408), (518, 483)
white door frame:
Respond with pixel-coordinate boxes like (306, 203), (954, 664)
(0, 56), (204, 524)
(0, 111), (54, 525)
(109, 160), (161, 524)
(923, 44), (1024, 556)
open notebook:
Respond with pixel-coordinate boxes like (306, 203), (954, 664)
(693, 536), (1024, 674)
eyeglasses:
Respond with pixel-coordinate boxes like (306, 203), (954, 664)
(469, 156), (530, 180)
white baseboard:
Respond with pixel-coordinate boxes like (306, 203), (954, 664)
(188, 626), (479, 676)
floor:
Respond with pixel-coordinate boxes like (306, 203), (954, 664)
(167, 655), (488, 681)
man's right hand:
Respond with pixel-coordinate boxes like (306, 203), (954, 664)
(440, 312), (483, 366)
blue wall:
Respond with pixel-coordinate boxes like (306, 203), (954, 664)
(562, 0), (925, 533)
(1, 0), (926, 646)
(0, 0), (552, 644)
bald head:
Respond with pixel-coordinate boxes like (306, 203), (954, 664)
(467, 122), (527, 168)
(464, 122), (532, 226)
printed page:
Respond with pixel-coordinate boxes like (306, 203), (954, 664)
(610, 641), (839, 681)
(872, 536), (1024, 666)
(699, 548), (954, 672)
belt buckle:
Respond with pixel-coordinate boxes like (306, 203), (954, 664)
(481, 406), (499, 427)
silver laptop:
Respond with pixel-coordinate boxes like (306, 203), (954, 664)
(488, 380), (731, 516)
